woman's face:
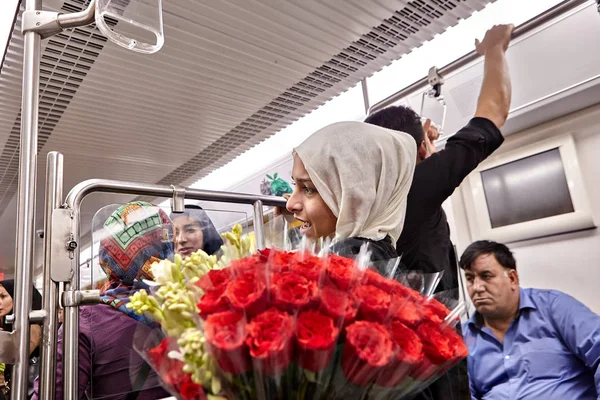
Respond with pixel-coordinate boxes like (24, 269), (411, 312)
(0, 285), (13, 318)
(173, 216), (205, 258)
(286, 155), (337, 240)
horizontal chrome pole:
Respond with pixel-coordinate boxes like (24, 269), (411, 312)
(57, 0), (96, 29)
(4, 310), (47, 326)
(368, 0), (590, 115)
(64, 178), (288, 210)
(22, 0), (96, 40)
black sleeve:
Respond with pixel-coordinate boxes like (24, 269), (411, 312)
(410, 117), (503, 213)
(331, 237), (397, 262)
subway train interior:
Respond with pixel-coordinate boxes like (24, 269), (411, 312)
(0, 0), (599, 399)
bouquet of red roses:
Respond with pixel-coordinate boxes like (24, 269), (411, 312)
(128, 225), (467, 399)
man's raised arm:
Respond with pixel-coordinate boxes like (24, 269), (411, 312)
(474, 24), (513, 129)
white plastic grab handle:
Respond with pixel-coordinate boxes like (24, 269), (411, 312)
(95, 0), (164, 54)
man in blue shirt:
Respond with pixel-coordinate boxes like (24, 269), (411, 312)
(460, 240), (600, 399)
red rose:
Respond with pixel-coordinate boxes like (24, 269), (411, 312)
(148, 337), (170, 369)
(246, 308), (295, 375)
(196, 268), (232, 292)
(291, 252), (325, 281)
(352, 285), (392, 323)
(178, 374), (206, 400)
(390, 296), (422, 328)
(389, 321), (424, 365)
(440, 325), (468, 374)
(271, 272), (318, 312)
(389, 280), (421, 301)
(324, 254), (362, 291)
(148, 338), (187, 386)
(449, 328), (468, 360)
(205, 311), (251, 374)
(319, 285), (358, 328)
(229, 255), (264, 276)
(412, 321), (459, 380)
(341, 320), (394, 387)
(419, 297), (450, 325)
(225, 272), (267, 318)
(416, 321), (455, 365)
(376, 321), (424, 387)
(362, 269), (404, 293)
(267, 250), (296, 273)
(197, 284), (229, 319)
(159, 357), (186, 386)
(257, 248), (272, 260)
(296, 310), (340, 372)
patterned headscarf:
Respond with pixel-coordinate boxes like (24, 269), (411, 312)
(99, 201), (174, 324)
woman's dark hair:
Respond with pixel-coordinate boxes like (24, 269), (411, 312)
(0, 280), (43, 395)
(170, 205), (223, 255)
(459, 240), (516, 271)
(0, 279), (43, 331)
(364, 105), (424, 147)
(0, 279), (43, 310)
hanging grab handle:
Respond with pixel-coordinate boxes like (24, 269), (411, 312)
(95, 0), (164, 54)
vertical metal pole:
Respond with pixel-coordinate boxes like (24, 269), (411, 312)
(253, 200), (265, 250)
(63, 207), (80, 400)
(12, 0), (42, 398)
(361, 78), (370, 115)
(39, 152), (63, 400)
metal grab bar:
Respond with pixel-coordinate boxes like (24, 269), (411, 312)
(11, 0), (42, 397)
(57, 0), (96, 30)
(59, 177), (286, 399)
(39, 152), (63, 400)
(64, 178), (288, 210)
(367, 0), (590, 115)
(14, 0), (102, 398)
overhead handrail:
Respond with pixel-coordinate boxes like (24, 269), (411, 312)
(368, 0), (590, 116)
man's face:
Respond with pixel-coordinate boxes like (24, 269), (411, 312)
(464, 253), (519, 319)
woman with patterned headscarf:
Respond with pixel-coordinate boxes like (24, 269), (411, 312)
(33, 201), (173, 400)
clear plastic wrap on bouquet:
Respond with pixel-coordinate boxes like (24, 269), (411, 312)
(127, 216), (468, 399)
(133, 329), (208, 400)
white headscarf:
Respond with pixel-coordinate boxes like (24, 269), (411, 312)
(294, 121), (416, 245)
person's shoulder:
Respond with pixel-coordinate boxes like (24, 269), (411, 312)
(447, 117), (504, 146)
(524, 287), (577, 309)
(526, 287), (567, 297)
(463, 117), (502, 136)
(81, 304), (136, 322)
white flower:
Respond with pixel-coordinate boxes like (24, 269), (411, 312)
(167, 350), (184, 362)
(151, 258), (175, 285)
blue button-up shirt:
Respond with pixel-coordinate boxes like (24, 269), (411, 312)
(463, 288), (600, 399)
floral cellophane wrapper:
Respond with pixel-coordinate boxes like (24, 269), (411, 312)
(128, 216), (468, 400)
(133, 327), (208, 400)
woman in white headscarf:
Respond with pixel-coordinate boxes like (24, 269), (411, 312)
(285, 121), (416, 261)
